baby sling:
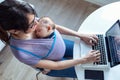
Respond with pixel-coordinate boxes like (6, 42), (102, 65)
(10, 32), (56, 59)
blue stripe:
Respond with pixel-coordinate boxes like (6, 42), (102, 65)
(10, 45), (42, 58)
(42, 32), (56, 58)
(10, 32), (56, 59)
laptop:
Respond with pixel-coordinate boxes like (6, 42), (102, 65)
(80, 20), (120, 70)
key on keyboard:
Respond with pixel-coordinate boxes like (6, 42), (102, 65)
(92, 35), (107, 65)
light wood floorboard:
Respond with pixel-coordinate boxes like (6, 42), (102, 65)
(0, 0), (100, 80)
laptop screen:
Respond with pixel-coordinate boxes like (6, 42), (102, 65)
(106, 20), (120, 66)
(106, 20), (120, 37)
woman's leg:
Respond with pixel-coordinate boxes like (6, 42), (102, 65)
(63, 39), (74, 58)
(46, 65), (77, 78)
(46, 39), (77, 78)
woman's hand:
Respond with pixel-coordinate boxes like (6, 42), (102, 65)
(82, 50), (101, 64)
(55, 24), (98, 45)
(41, 69), (51, 74)
(79, 34), (98, 45)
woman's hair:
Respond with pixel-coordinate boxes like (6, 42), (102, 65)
(0, 0), (37, 44)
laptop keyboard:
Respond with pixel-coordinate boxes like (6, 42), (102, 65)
(92, 35), (107, 65)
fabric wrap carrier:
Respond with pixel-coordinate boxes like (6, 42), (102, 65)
(9, 30), (66, 66)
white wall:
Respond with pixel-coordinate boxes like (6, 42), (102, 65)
(0, 0), (5, 51)
(85, 0), (120, 6)
(0, 41), (5, 51)
(0, 0), (4, 3)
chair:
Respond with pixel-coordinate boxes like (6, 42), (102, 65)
(36, 71), (78, 80)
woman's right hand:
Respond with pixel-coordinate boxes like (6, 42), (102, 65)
(82, 50), (101, 64)
(35, 50), (101, 70)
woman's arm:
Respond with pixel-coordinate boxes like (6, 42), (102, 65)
(35, 50), (100, 70)
(55, 24), (98, 45)
(55, 24), (80, 37)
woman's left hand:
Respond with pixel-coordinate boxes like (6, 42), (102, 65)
(79, 34), (98, 45)
(41, 69), (51, 74)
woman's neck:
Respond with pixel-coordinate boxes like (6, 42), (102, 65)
(12, 32), (35, 40)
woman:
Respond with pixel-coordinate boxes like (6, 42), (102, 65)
(0, 0), (100, 78)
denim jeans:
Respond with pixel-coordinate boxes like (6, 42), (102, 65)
(46, 39), (77, 78)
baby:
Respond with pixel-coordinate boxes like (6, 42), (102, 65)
(35, 17), (57, 74)
(35, 16), (55, 38)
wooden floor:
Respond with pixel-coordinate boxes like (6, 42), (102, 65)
(0, 0), (100, 80)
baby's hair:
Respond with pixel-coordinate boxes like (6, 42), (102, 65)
(40, 16), (55, 29)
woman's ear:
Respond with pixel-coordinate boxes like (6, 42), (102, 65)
(8, 29), (17, 34)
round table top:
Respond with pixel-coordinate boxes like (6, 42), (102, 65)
(76, 1), (120, 80)
(78, 1), (120, 34)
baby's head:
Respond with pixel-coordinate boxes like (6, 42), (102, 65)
(35, 16), (55, 38)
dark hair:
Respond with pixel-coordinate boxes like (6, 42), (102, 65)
(0, 0), (37, 44)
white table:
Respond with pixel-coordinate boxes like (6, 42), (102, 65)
(74, 1), (120, 80)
